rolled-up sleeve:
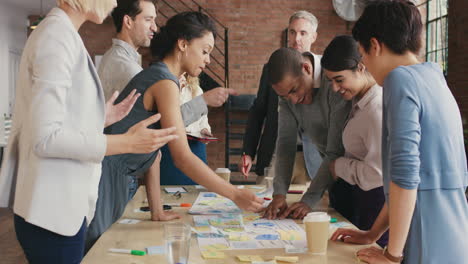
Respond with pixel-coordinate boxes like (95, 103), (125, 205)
(384, 69), (421, 189)
(301, 90), (350, 206)
(30, 29), (106, 163)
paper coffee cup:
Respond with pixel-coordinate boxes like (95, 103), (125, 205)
(303, 212), (330, 255)
(215, 168), (231, 182)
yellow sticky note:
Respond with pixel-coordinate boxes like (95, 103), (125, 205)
(237, 255), (264, 262)
(243, 214), (262, 222)
(202, 243), (229, 251)
(274, 256), (299, 263)
(194, 226), (211, 232)
(277, 230), (302, 241)
(201, 250), (226, 259)
(229, 234), (251, 241)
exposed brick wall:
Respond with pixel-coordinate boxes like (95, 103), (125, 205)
(30, 0), (462, 172)
(448, 0), (468, 117)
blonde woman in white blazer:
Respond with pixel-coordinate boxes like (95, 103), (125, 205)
(0, 0), (178, 262)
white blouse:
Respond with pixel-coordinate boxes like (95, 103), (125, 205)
(334, 84), (383, 191)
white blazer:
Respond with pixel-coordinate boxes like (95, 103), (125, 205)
(0, 8), (107, 236)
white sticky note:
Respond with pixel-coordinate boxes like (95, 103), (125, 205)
(118, 218), (141, 224)
(146, 245), (164, 255)
(284, 245), (307, 254)
(164, 187), (187, 193)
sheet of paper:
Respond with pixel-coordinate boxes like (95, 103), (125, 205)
(189, 192), (242, 215)
(194, 214), (307, 251)
(164, 187), (187, 193)
(118, 218), (141, 224)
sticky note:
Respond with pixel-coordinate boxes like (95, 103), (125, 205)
(284, 245), (307, 254)
(203, 193), (217, 197)
(201, 250), (226, 259)
(202, 243), (229, 251)
(277, 230), (302, 241)
(253, 222), (275, 227)
(274, 256), (299, 263)
(243, 214), (262, 222)
(252, 261), (277, 264)
(229, 234), (252, 241)
(146, 246), (164, 255)
(194, 226), (211, 232)
(255, 234), (279, 240)
(237, 255), (264, 262)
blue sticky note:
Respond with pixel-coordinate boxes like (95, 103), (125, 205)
(203, 193), (217, 197)
(255, 234), (279, 240)
(253, 222), (275, 227)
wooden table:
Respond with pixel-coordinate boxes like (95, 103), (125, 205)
(83, 185), (377, 264)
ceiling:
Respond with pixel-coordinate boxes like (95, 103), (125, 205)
(3, 0), (56, 15)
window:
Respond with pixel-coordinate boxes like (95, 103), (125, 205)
(426, 0), (448, 75)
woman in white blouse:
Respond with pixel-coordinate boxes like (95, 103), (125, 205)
(0, 0), (177, 262)
(321, 35), (388, 246)
(160, 73), (213, 185)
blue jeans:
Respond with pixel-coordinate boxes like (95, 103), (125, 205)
(14, 214), (87, 264)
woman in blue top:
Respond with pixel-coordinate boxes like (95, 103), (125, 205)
(331, 1), (468, 263)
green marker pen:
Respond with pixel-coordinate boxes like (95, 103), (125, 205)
(109, 248), (146, 256)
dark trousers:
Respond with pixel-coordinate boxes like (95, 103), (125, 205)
(160, 139), (207, 185)
(352, 185), (389, 247)
(14, 214), (87, 264)
(329, 179), (388, 247)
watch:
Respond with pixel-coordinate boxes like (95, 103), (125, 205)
(383, 246), (404, 263)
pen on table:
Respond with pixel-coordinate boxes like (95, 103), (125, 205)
(165, 203), (192, 208)
(108, 248), (146, 256)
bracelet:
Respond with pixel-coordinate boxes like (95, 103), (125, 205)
(383, 246), (403, 263)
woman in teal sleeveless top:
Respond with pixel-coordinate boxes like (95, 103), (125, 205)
(86, 11), (264, 250)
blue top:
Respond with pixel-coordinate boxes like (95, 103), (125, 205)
(382, 62), (468, 192)
(381, 62), (468, 263)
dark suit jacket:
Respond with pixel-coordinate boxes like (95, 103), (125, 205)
(242, 64), (278, 176)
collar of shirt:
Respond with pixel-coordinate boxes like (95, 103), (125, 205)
(354, 83), (381, 110)
(111, 38), (140, 64)
(302, 51), (323, 88)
